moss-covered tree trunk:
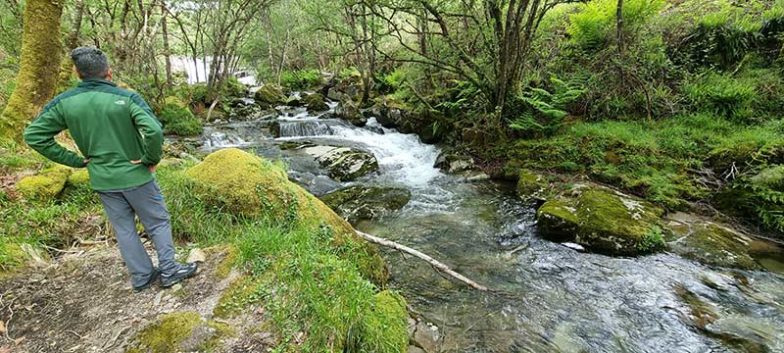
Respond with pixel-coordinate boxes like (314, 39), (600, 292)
(0, 0), (64, 142)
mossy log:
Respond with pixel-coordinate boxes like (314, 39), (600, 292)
(0, 0), (64, 141)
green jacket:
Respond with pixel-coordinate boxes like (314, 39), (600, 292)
(24, 79), (163, 191)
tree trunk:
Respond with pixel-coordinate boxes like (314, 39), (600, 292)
(161, 12), (173, 88)
(616, 0), (625, 55)
(0, 0), (64, 141)
(68, 0), (85, 49)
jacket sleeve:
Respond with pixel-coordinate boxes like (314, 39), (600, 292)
(23, 104), (87, 168)
(129, 94), (164, 166)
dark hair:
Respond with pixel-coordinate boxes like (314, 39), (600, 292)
(70, 47), (109, 79)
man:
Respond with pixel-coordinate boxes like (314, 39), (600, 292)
(23, 47), (197, 292)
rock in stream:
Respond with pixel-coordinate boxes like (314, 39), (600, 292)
(320, 185), (411, 224)
(302, 145), (379, 181)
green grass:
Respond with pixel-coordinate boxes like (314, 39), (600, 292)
(160, 165), (407, 352)
(505, 114), (784, 210)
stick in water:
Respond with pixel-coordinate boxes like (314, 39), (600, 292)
(355, 231), (489, 291)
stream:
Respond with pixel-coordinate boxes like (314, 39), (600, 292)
(197, 103), (784, 353)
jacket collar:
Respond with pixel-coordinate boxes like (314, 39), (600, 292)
(78, 78), (117, 88)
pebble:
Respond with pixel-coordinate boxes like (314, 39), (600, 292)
(561, 242), (586, 252)
(187, 248), (207, 263)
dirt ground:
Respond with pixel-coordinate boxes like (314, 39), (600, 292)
(0, 241), (274, 353)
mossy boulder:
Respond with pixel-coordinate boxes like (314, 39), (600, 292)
(321, 186), (411, 224)
(16, 165), (72, 201)
(536, 199), (580, 242)
(159, 96), (203, 136)
(517, 169), (548, 199)
(185, 148), (388, 284)
(304, 93), (329, 113)
(127, 311), (232, 353)
(302, 145), (379, 181)
(665, 213), (759, 269)
(536, 185), (666, 255)
(0, 241), (31, 274)
(254, 84), (287, 106)
(336, 100), (367, 127)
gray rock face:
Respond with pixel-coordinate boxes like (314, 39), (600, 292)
(320, 186), (411, 224)
(336, 100), (367, 127)
(302, 145), (379, 181)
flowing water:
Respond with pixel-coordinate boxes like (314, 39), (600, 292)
(200, 103), (784, 353)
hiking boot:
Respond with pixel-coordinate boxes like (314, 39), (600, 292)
(160, 263), (198, 288)
(133, 268), (160, 292)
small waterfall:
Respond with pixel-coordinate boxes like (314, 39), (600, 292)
(278, 120), (335, 137)
(203, 131), (247, 149)
(278, 117), (442, 188)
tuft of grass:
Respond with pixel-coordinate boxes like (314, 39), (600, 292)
(234, 221), (406, 352)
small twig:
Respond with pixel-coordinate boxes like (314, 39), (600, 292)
(41, 245), (82, 254)
(506, 244), (528, 257)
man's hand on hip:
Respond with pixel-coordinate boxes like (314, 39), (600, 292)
(131, 160), (157, 173)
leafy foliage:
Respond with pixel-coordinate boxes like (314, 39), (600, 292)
(510, 76), (584, 138)
(279, 69), (323, 90)
(683, 72), (756, 123)
(567, 0), (666, 50)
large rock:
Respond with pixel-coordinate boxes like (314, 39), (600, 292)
(253, 84), (287, 107)
(304, 93), (329, 113)
(321, 186), (411, 224)
(335, 100), (367, 127)
(433, 150), (488, 181)
(665, 213), (760, 269)
(16, 165), (72, 201)
(302, 145), (379, 181)
(536, 185), (666, 255)
(434, 151), (475, 174)
(184, 148), (388, 284)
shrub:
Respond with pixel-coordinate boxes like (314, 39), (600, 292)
(158, 96), (203, 136)
(279, 69), (323, 91)
(683, 72), (756, 123)
(725, 164), (784, 233)
(222, 76), (247, 98)
(509, 76), (585, 138)
(680, 20), (757, 70)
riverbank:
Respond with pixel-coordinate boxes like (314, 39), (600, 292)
(0, 143), (409, 353)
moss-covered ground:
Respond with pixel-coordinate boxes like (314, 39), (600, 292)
(499, 114), (784, 233)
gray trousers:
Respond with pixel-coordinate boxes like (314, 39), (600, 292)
(98, 180), (178, 287)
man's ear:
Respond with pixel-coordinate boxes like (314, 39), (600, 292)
(106, 68), (113, 81)
(72, 65), (82, 79)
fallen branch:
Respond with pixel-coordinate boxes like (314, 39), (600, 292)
(355, 231), (488, 291)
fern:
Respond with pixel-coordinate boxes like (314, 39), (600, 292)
(510, 76), (585, 137)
